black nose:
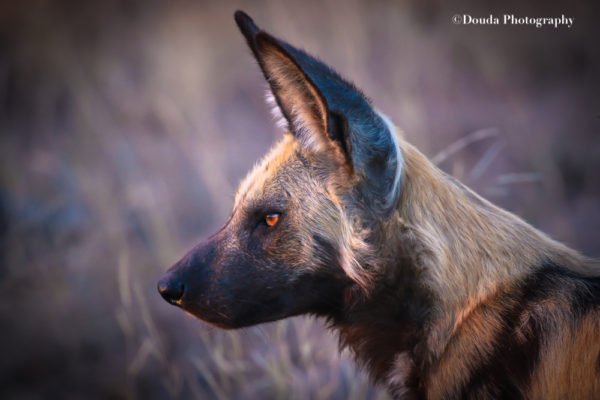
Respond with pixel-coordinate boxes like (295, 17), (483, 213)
(157, 275), (184, 304)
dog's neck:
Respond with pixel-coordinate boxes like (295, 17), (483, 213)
(331, 138), (588, 394)
(395, 140), (586, 310)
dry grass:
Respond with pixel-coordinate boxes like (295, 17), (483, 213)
(0, 1), (597, 398)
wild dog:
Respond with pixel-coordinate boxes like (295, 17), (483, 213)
(158, 11), (600, 399)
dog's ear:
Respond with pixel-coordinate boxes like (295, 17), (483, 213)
(234, 11), (402, 215)
(234, 11), (331, 152)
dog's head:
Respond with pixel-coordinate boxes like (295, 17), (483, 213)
(157, 11), (403, 328)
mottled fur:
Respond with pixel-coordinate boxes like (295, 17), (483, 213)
(158, 11), (600, 399)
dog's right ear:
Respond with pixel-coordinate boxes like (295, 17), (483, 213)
(234, 11), (402, 217)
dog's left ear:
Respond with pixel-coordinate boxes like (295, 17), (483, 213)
(235, 11), (402, 216)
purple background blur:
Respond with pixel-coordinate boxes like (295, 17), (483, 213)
(1, 1), (598, 398)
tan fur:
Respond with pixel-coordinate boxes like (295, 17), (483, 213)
(234, 133), (297, 208)
(231, 116), (598, 399)
(234, 131), (374, 287)
(527, 312), (600, 399)
(170, 13), (600, 397)
(396, 136), (586, 309)
(360, 128), (598, 398)
(426, 285), (514, 398)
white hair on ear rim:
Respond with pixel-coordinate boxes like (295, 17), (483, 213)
(288, 104), (328, 152)
(377, 111), (404, 210)
(265, 89), (288, 130)
(264, 88), (327, 152)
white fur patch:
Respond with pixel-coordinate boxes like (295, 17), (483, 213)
(264, 89), (327, 152)
(386, 351), (414, 398)
(264, 90), (288, 131)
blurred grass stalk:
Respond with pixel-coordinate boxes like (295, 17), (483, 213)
(1, 0), (596, 399)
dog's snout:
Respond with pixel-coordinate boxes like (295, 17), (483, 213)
(158, 239), (218, 309)
(157, 274), (184, 304)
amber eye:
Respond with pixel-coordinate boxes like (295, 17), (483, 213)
(264, 213), (280, 227)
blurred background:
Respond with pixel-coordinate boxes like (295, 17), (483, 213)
(0, 0), (598, 398)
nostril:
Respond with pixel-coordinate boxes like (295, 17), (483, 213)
(157, 278), (184, 304)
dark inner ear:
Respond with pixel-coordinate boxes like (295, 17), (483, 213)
(328, 110), (353, 169)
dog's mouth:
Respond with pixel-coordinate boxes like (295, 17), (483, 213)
(176, 300), (241, 329)
(166, 298), (182, 307)
(176, 292), (300, 330)
(179, 306), (235, 329)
